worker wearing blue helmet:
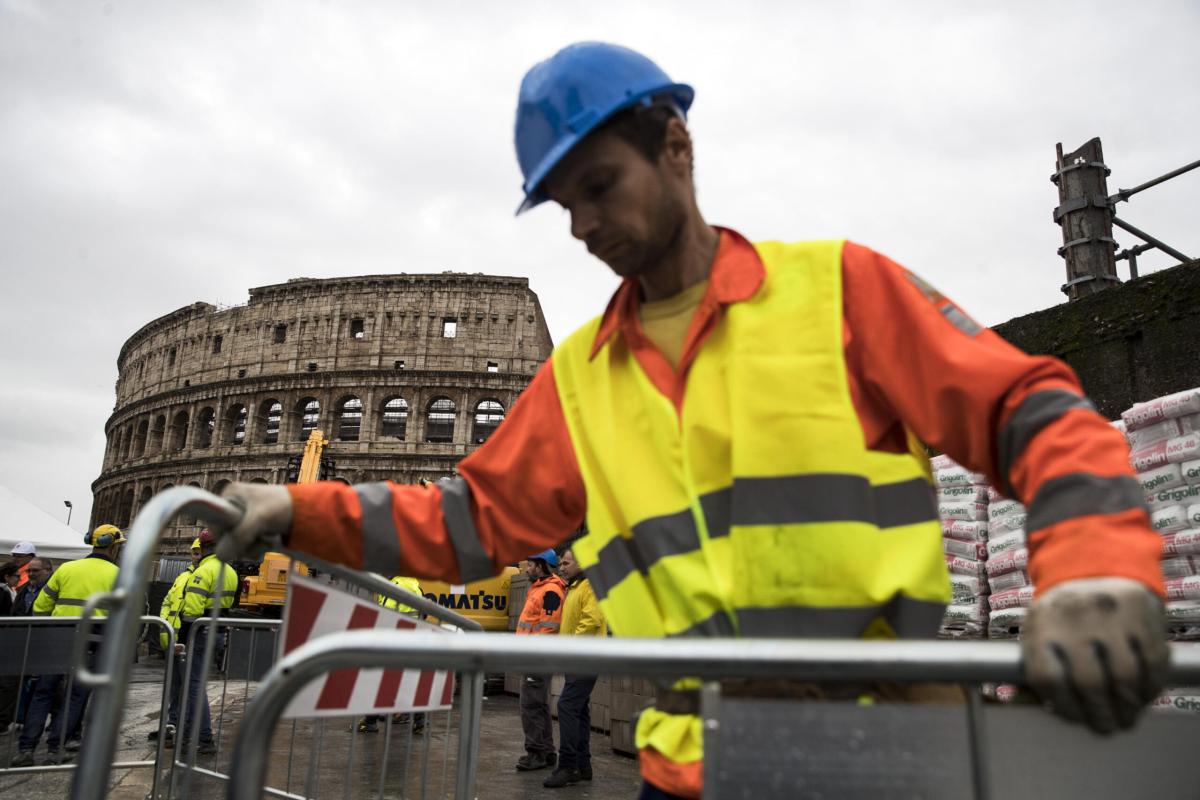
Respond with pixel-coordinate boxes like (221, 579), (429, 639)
(221, 40), (1169, 800)
(514, 549), (567, 773)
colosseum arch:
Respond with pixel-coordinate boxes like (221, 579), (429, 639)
(335, 395), (363, 442)
(211, 478), (232, 496)
(149, 414), (166, 454)
(380, 396), (408, 440)
(258, 399), (282, 445)
(136, 485), (154, 519)
(117, 487), (135, 528)
(169, 411), (189, 451)
(425, 397), (455, 443)
(472, 399), (505, 444)
(132, 419), (149, 458)
(223, 403), (249, 446)
(294, 397), (321, 441)
(180, 481), (203, 525)
(195, 406), (217, 449)
(118, 426), (131, 461)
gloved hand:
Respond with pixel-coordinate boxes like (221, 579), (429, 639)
(215, 483), (293, 562)
(1022, 576), (1168, 733)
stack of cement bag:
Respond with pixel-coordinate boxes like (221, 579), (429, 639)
(932, 455), (991, 638)
(983, 491), (1031, 639)
(1122, 388), (1200, 641)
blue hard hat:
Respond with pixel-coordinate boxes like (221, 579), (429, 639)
(529, 549), (559, 568)
(514, 42), (694, 214)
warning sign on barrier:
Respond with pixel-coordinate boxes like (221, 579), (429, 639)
(279, 574), (454, 719)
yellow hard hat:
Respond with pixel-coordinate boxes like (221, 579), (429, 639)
(191, 538), (202, 551)
(88, 524), (126, 547)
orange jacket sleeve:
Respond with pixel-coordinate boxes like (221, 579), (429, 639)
(842, 241), (1163, 596)
(286, 359), (587, 582)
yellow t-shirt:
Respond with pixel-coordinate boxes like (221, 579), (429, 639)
(638, 280), (709, 369)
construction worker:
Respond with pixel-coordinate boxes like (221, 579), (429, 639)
(512, 550), (566, 772)
(217, 42), (1167, 799)
(12, 525), (123, 766)
(175, 529), (237, 755)
(9, 541), (36, 589)
(359, 575), (425, 734)
(148, 538), (202, 747)
(545, 547), (606, 789)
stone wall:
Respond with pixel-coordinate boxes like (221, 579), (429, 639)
(994, 260), (1200, 420)
(91, 273), (554, 555)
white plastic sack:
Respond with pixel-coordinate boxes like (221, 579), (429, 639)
(1122, 388), (1200, 430)
(937, 484), (990, 504)
(1131, 433), (1200, 472)
(942, 519), (989, 542)
(1139, 463), (1184, 495)
(938, 501), (989, 522)
(987, 547), (1029, 578)
(950, 574), (984, 604)
(1165, 600), (1200, 623)
(1161, 556), (1199, 580)
(1151, 505), (1191, 534)
(943, 600), (989, 626)
(988, 607), (1027, 639)
(935, 466), (988, 489)
(988, 499), (1025, 521)
(945, 554), (987, 578)
(1165, 576), (1200, 601)
(1184, 459), (1200, 486)
(943, 537), (987, 560)
(1161, 530), (1200, 557)
(1147, 482), (1200, 511)
(987, 529), (1026, 559)
(988, 569), (1031, 594)
(989, 585), (1036, 611)
(989, 512), (1027, 534)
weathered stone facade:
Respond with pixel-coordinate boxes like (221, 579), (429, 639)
(91, 273), (554, 554)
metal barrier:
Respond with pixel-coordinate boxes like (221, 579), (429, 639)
(71, 486), (484, 800)
(0, 615), (174, 799)
(228, 632), (1200, 800)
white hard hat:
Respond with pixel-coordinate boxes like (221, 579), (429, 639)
(11, 541), (36, 555)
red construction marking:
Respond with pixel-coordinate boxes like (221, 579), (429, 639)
(282, 582), (328, 655)
(439, 671), (455, 706)
(373, 617), (417, 708)
(412, 669), (436, 707)
(315, 604), (380, 710)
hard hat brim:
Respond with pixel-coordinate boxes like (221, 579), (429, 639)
(515, 82), (694, 215)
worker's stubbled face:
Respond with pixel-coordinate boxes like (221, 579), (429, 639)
(544, 129), (686, 280)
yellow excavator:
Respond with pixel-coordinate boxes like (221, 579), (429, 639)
(238, 430), (518, 627)
(236, 430), (324, 616)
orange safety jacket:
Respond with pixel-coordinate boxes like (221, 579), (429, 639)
(516, 574), (567, 635)
(283, 227), (1164, 796)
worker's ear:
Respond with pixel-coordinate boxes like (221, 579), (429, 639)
(660, 117), (694, 178)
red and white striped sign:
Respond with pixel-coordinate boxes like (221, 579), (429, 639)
(279, 574), (454, 719)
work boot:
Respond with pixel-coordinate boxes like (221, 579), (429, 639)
(357, 718), (379, 733)
(197, 740), (217, 756)
(64, 739), (82, 753)
(148, 724), (175, 742)
(543, 766), (585, 787)
(515, 752), (556, 771)
(44, 749), (66, 765)
(579, 765), (593, 781)
(10, 750), (34, 768)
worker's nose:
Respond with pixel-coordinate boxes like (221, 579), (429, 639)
(570, 206), (599, 243)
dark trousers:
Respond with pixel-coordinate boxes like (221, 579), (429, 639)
(519, 674), (555, 756)
(638, 781), (690, 799)
(0, 676), (18, 728)
(166, 651), (184, 727)
(556, 675), (596, 771)
(18, 674), (89, 752)
(179, 631), (214, 744)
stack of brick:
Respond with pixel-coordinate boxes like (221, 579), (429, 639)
(1122, 387), (1200, 642)
(933, 455), (991, 638)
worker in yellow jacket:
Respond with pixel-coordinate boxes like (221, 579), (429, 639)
(13, 525), (123, 766)
(360, 575), (425, 734)
(175, 530), (237, 755)
(544, 547), (607, 788)
(149, 538), (201, 747)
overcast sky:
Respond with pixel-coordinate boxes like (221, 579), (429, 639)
(2, 1), (1197, 534)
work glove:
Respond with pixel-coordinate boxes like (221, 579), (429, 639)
(1022, 576), (1168, 734)
(215, 483), (293, 562)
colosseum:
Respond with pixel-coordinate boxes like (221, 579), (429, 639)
(90, 273), (553, 555)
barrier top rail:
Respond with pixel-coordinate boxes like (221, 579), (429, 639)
(227, 630), (1200, 800)
(71, 486), (481, 800)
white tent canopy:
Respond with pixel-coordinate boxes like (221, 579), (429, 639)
(1, 484), (92, 561)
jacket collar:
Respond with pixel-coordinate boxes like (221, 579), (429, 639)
(588, 226), (765, 360)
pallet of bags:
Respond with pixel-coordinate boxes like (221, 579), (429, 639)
(934, 455), (991, 639)
(1123, 387), (1200, 473)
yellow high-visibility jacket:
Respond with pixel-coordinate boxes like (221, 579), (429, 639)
(34, 553), (119, 617)
(180, 554), (238, 640)
(560, 577), (606, 637)
(159, 565), (195, 649)
(379, 576), (422, 614)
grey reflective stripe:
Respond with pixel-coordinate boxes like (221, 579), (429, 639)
(533, 621), (560, 632)
(588, 476), (937, 600)
(185, 586), (212, 597)
(1026, 473), (1148, 533)
(437, 477), (495, 583)
(997, 390), (1095, 499)
(872, 478), (938, 529)
(43, 586), (59, 600)
(667, 610), (736, 638)
(736, 595), (946, 639)
(700, 489), (732, 539)
(55, 598), (86, 607)
(355, 482), (402, 577)
(516, 620), (534, 629)
(585, 508), (701, 600)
